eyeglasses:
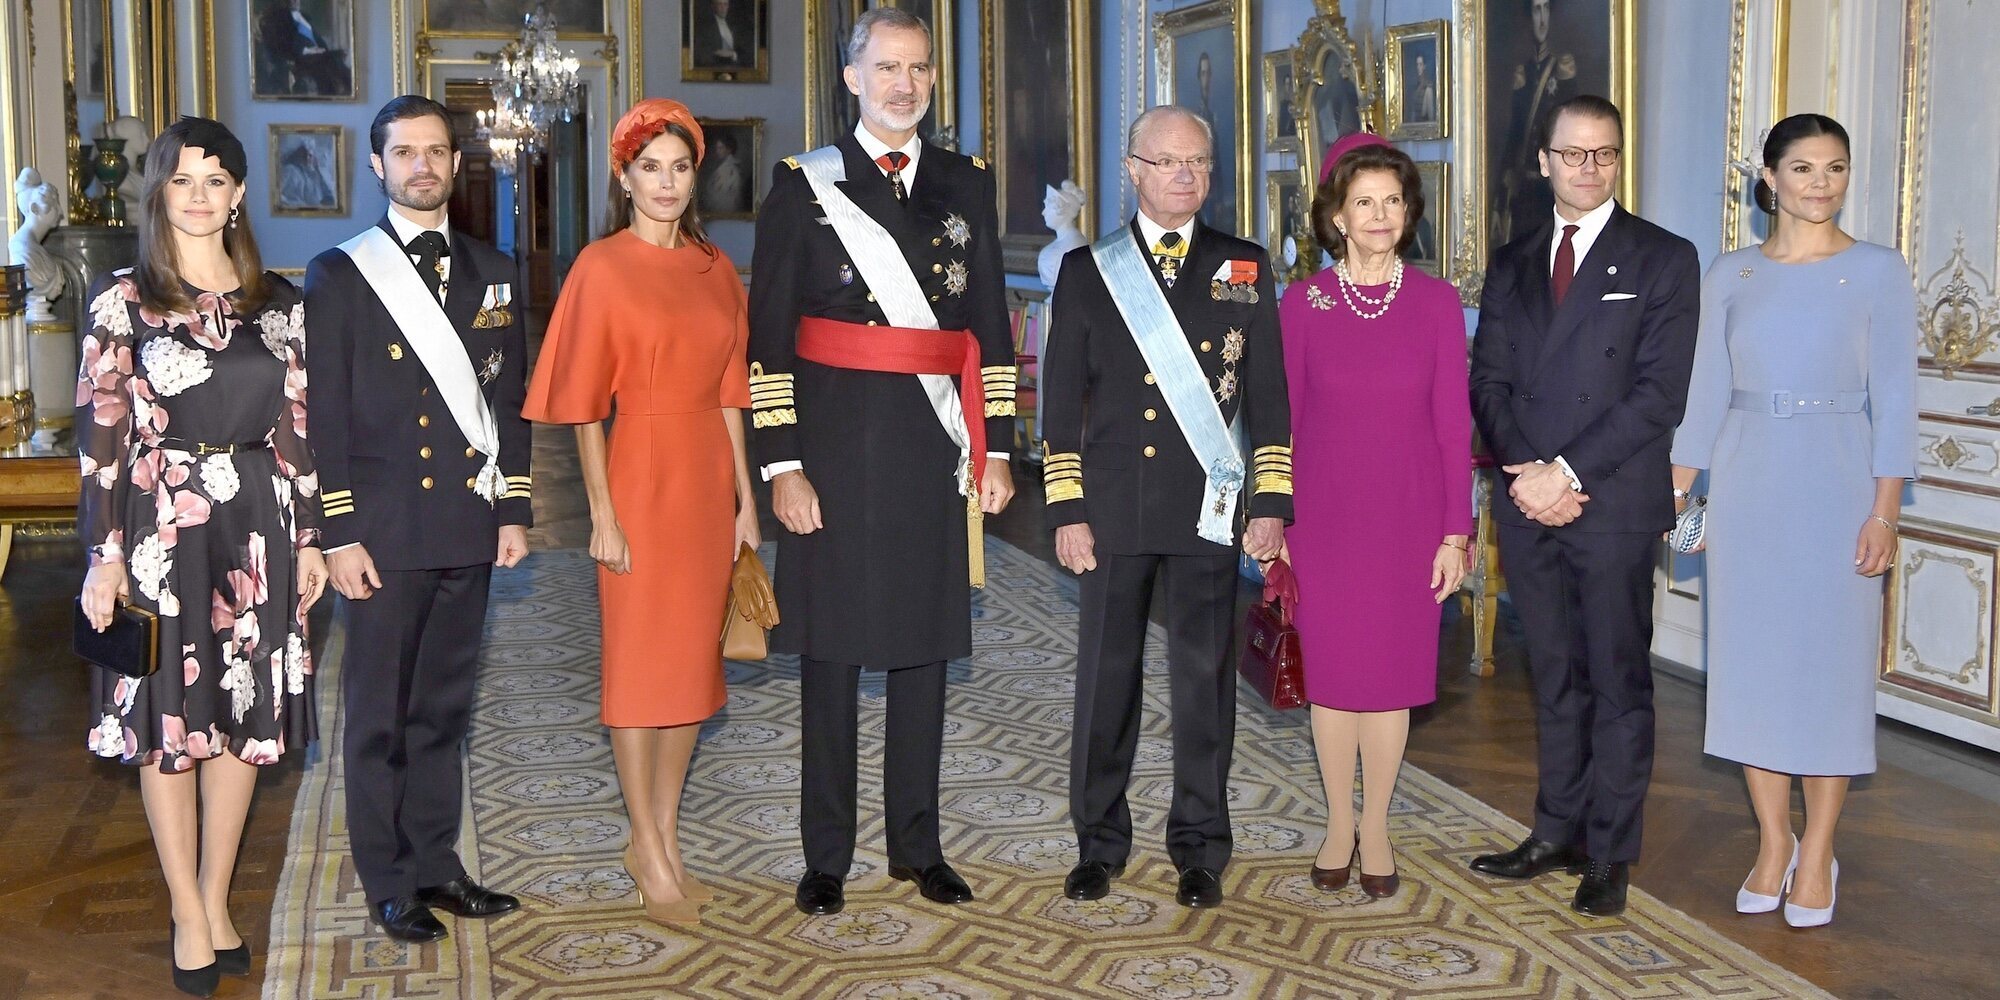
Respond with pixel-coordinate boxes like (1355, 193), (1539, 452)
(1129, 153), (1214, 175)
(1546, 146), (1622, 168)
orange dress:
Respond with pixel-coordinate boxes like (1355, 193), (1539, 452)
(524, 229), (750, 727)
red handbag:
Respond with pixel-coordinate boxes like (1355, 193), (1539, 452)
(1240, 558), (1306, 710)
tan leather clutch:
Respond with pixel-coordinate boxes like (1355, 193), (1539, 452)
(722, 543), (779, 661)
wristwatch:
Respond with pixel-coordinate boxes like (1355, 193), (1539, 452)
(1671, 487), (1692, 501)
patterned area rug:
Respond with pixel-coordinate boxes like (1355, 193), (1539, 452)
(264, 540), (1828, 999)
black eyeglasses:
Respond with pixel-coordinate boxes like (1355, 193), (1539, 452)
(1129, 153), (1214, 175)
(1546, 146), (1621, 168)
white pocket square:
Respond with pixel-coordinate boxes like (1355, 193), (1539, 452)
(1600, 292), (1638, 301)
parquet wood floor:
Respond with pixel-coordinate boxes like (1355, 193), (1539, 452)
(1, 427), (1993, 999)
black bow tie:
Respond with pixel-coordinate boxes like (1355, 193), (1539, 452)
(408, 231), (450, 258)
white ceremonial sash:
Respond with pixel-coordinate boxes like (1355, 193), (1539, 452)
(1089, 229), (1244, 545)
(338, 226), (504, 505)
(792, 145), (970, 490)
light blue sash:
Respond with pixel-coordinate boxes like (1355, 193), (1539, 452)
(1089, 228), (1243, 545)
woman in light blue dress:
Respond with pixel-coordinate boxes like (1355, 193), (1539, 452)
(1670, 115), (1916, 929)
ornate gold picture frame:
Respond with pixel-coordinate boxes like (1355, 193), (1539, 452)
(1384, 19), (1447, 141)
(1154, 0), (1253, 237)
(802, 0), (865, 149)
(1409, 159), (1449, 278)
(249, 0), (358, 101)
(268, 123), (346, 218)
(681, 0), (769, 83)
(1265, 164), (1314, 285)
(420, 0), (610, 38)
(985, 0), (1094, 273)
(1263, 50), (1297, 149)
(1453, 0), (1635, 305)
(1292, 4), (1373, 192)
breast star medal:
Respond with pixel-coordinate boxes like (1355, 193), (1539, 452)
(944, 260), (970, 297)
(942, 213), (972, 249)
(479, 348), (504, 385)
(1306, 285), (1336, 311)
(1214, 368), (1238, 403)
(1221, 327), (1246, 365)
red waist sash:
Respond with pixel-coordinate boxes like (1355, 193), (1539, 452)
(796, 316), (988, 482)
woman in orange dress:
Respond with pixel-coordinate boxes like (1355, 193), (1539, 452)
(523, 99), (756, 927)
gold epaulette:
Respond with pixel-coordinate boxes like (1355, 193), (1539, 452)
(971, 155), (987, 170)
(321, 488), (355, 518)
(1252, 444), (1294, 496)
(749, 361), (798, 428)
(783, 156), (801, 170)
(981, 365), (1018, 418)
(1043, 447), (1083, 503)
(503, 475), (533, 500)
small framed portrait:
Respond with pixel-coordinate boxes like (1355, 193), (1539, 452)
(694, 117), (762, 221)
(268, 124), (345, 217)
(1407, 160), (1449, 278)
(1262, 51), (1297, 148)
(1154, 0), (1252, 236)
(249, 0), (357, 101)
(421, 0), (608, 36)
(1265, 165), (1315, 285)
(682, 0), (770, 83)
(1384, 20), (1447, 141)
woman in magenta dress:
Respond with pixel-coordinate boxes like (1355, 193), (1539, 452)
(1279, 134), (1471, 897)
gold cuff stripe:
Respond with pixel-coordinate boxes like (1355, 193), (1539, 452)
(322, 505), (356, 516)
(321, 489), (352, 501)
(984, 401), (1017, 418)
(754, 409), (797, 428)
(1045, 481), (1084, 503)
(1253, 473), (1294, 495)
(751, 397), (796, 409)
(749, 376), (794, 388)
(1252, 445), (1293, 458)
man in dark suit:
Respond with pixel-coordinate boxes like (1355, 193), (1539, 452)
(691, 0), (755, 69)
(257, 0), (350, 96)
(1041, 105), (1291, 910)
(1467, 94), (1699, 917)
(305, 95), (532, 942)
(748, 8), (1015, 917)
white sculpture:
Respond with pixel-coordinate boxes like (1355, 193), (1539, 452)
(1037, 179), (1089, 291)
(9, 168), (63, 322)
(105, 114), (153, 215)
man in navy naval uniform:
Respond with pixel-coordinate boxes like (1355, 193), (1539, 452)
(1041, 106), (1292, 909)
(305, 95), (532, 943)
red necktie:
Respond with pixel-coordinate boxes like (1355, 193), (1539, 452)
(1551, 224), (1580, 305)
(876, 151), (909, 201)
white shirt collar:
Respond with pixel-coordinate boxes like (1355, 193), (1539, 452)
(852, 121), (922, 187)
(386, 206), (451, 251)
(1549, 197), (1616, 275)
(1134, 211), (1195, 254)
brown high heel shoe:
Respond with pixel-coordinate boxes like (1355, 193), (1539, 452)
(624, 846), (702, 925)
(1311, 837), (1356, 891)
(678, 872), (716, 903)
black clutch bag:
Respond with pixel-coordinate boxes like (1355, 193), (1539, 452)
(73, 597), (161, 678)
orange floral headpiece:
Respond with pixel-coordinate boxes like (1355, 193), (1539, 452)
(611, 98), (704, 174)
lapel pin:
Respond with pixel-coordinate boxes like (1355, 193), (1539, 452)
(838, 263), (854, 285)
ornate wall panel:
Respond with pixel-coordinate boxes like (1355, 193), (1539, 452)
(1881, 521), (1999, 726)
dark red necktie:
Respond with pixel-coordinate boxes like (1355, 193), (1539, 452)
(1551, 223), (1580, 305)
(876, 151), (909, 201)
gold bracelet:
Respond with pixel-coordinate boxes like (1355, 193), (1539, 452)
(1443, 540), (1470, 550)
(1868, 514), (1897, 531)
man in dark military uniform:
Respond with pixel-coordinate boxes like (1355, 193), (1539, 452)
(1041, 105), (1291, 910)
(305, 96), (532, 943)
(748, 8), (1016, 916)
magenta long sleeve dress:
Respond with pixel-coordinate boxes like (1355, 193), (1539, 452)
(1280, 267), (1473, 711)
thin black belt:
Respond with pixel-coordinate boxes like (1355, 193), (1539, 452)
(148, 436), (273, 456)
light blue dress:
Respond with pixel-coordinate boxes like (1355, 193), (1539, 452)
(1670, 242), (1917, 776)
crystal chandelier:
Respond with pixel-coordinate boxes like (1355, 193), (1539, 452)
(485, 4), (581, 160)
(475, 104), (533, 177)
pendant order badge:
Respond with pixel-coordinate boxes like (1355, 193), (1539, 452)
(944, 260), (970, 297)
(942, 213), (971, 249)
(479, 349), (504, 385)
(839, 263), (855, 285)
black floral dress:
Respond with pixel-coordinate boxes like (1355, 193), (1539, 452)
(77, 270), (322, 772)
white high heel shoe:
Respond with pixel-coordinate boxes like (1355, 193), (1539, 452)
(1735, 835), (1799, 914)
(1783, 857), (1839, 928)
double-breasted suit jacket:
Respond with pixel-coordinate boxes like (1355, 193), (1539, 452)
(1041, 219), (1294, 549)
(304, 218), (533, 568)
(747, 133), (1014, 670)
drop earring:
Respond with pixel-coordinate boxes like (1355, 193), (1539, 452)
(228, 207), (239, 229)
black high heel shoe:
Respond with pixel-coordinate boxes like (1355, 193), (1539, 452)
(169, 924), (221, 998)
(215, 939), (251, 976)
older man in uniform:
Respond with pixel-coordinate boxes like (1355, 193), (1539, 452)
(1041, 106), (1291, 909)
(307, 95), (532, 942)
(748, 7), (1016, 916)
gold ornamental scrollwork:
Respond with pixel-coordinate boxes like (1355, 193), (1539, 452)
(1897, 548), (1987, 687)
(1918, 232), (1999, 378)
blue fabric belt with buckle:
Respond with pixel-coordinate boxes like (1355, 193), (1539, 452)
(1728, 389), (1868, 418)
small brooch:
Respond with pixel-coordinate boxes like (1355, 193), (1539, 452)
(942, 213), (972, 249)
(1306, 285), (1335, 311)
(388, 343), (404, 361)
(944, 260), (970, 297)
(1739, 267), (1754, 278)
(479, 349), (504, 385)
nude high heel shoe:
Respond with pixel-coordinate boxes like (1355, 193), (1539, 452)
(1783, 858), (1838, 928)
(678, 872), (717, 903)
(1735, 835), (1798, 914)
(625, 845), (702, 926)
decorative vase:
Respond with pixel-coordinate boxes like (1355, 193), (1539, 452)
(92, 138), (131, 225)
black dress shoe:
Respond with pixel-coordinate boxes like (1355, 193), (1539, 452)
(1176, 867), (1224, 909)
(889, 862), (975, 904)
(372, 897), (448, 942)
(168, 924), (220, 998)
(1469, 837), (1585, 880)
(417, 876), (521, 918)
(1063, 859), (1126, 901)
(214, 940), (251, 976)
(796, 870), (846, 914)
(1572, 859), (1630, 917)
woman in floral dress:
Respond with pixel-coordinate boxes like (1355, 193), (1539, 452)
(76, 117), (327, 997)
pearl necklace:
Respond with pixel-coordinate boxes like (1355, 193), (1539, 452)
(1334, 257), (1405, 320)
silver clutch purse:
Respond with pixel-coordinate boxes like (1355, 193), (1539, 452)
(1668, 496), (1707, 554)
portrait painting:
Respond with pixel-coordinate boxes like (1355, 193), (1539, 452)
(1265, 166), (1313, 284)
(422, 0), (607, 36)
(269, 124), (345, 217)
(694, 117), (761, 221)
(1384, 20), (1447, 141)
(682, 0), (769, 83)
(1155, 0), (1250, 236)
(803, 0), (863, 148)
(1481, 0), (1621, 250)
(1407, 160), (1448, 277)
(250, 0), (357, 101)
(1263, 51), (1297, 148)
(1294, 11), (1369, 194)
(985, 0), (1092, 272)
